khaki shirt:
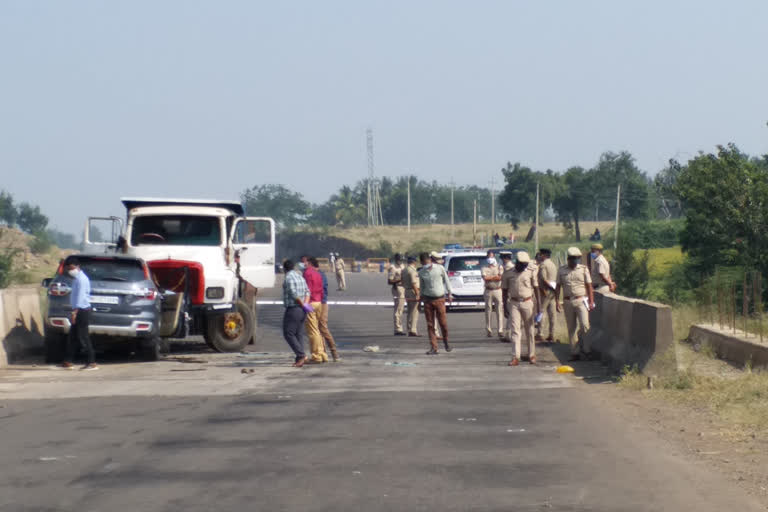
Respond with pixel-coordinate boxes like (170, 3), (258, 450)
(538, 259), (558, 295)
(501, 264), (538, 299)
(557, 264), (592, 298)
(481, 264), (502, 290)
(402, 264), (420, 299)
(591, 253), (611, 288)
(387, 263), (405, 292)
(335, 258), (345, 271)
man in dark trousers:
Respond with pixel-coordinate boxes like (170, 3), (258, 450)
(61, 258), (98, 370)
(282, 259), (312, 368)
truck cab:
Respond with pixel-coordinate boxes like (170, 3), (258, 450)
(84, 198), (275, 352)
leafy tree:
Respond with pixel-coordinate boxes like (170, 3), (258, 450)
(654, 159), (684, 219)
(590, 151), (653, 221)
(498, 163), (538, 227)
(0, 191), (15, 226)
(241, 184), (311, 229)
(15, 202), (48, 233)
(552, 167), (591, 241)
(676, 144), (768, 275)
(612, 233), (651, 299)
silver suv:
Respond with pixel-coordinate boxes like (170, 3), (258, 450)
(42, 255), (163, 362)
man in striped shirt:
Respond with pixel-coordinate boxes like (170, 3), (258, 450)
(282, 259), (312, 367)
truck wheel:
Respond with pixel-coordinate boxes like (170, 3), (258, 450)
(44, 329), (67, 364)
(205, 300), (254, 352)
(140, 337), (161, 362)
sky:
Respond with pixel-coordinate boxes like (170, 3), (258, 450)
(2, 0), (767, 235)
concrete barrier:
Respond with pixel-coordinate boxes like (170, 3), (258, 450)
(688, 324), (768, 370)
(585, 291), (677, 376)
(0, 286), (45, 367)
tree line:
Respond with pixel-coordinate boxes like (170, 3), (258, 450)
(241, 150), (682, 240)
(0, 190), (77, 250)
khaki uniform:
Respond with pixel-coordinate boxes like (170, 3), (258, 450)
(536, 258), (558, 339)
(305, 302), (329, 362)
(402, 263), (420, 335)
(502, 264), (538, 360)
(501, 260), (515, 340)
(591, 253), (611, 294)
(388, 263), (406, 334)
(481, 264), (504, 336)
(557, 264), (592, 355)
(335, 258), (346, 290)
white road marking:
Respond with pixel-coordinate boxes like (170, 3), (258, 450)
(255, 300), (485, 306)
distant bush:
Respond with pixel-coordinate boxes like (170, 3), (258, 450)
(604, 219), (683, 249)
(0, 247), (18, 288)
(29, 230), (53, 254)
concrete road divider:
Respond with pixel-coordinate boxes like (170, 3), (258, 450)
(688, 324), (768, 370)
(0, 287), (45, 367)
(585, 291), (677, 376)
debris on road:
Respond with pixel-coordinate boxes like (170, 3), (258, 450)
(384, 361), (416, 367)
(170, 368), (207, 372)
(165, 357), (207, 364)
(458, 418), (477, 422)
(240, 368), (256, 374)
(507, 428), (526, 433)
(363, 345), (380, 352)
(556, 365), (575, 373)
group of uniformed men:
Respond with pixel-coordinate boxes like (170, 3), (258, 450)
(387, 243), (615, 365)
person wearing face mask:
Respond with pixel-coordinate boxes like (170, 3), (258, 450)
(301, 255), (329, 363)
(418, 251), (452, 355)
(481, 250), (504, 339)
(502, 251), (540, 366)
(535, 248), (558, 344)
(60, 258), (97, 370)
(388, 253), (407, 336)
(555, 247), (595, 361)
(590, 243), (616, 293)
(499, 252), (514, 342)
(402, 255), (421, 337)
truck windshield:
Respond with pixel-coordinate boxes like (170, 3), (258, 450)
(131, 215), (222, 246)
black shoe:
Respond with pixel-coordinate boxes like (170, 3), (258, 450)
(443, 341), (452, 352)
(426, 348), (439, 355)
(394, 332), (407, 336)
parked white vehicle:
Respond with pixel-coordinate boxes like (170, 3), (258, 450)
(441, 251), (490, 308)
(84, 198), (275, 352)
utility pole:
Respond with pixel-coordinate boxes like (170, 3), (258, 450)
(490, 177), (496, 227)
(614, 184), (621, 250)
(473, 199), (477, 247)
(534, 182), (540, 255)
(406, 175), (411, 233)
(450, 178), (455, 237)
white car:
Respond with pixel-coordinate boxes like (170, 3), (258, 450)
(442, 251), (492, 308)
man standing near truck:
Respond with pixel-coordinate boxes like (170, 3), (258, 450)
(335, 254), (346, 291)
(61, 258), (98, 371)
(282, 259), (311, 367)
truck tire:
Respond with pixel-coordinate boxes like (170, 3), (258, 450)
(205, 300), (254, 352)
(140, 337), (161, 362)
(44, 329), (67, 364)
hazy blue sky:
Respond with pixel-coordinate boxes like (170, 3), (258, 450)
(2, 1), (767, 235)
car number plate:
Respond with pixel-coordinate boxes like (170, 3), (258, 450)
(464, 276), (482, 283)
(90, 295), (119, 305)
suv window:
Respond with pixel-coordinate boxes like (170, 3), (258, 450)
(447, 256), (483, 272)
(131, 215), (222, 246)
(72, 258), (146, 282)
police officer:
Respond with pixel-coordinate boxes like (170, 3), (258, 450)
(590, 243), (616, 294)
(555, 247), (595, 361)
(334, 253), (346, 291)
(388, 253), (407, 335)
(402, 255), (421, 337)
(499, 251), (514, 342)
(535, 248), (558, 344)
(502, 251), (539, 366)
(481, 250), (504, 338)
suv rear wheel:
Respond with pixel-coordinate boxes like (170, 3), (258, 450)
(205, 300), (254, 352)
(140, 337), (161, 362)
(44, 328), (67, 364)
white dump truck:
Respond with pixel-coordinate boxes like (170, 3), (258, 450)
(84, 198), (276, 352)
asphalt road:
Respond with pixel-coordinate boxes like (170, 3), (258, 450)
(0, 273), (764, 511)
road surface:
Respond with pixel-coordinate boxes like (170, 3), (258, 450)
(0, 273), (764, 511)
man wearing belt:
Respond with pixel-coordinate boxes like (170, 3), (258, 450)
(502, 251), (539, 366)
(334, 254), (346, 291)
(61, 258), (98, 371)
(556, 247), (595, 361)
(311, 257), (340, 362)
(303, 256), (330, 363)
(481, 250), (504, 339)
(499, 251), (514, 342)
(418, 251), (452, 355)
(590, 243), (616, 294)
(535, 248), (558, 344)
(402, 255), (421, 337)
(388, 253), (407, 336)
